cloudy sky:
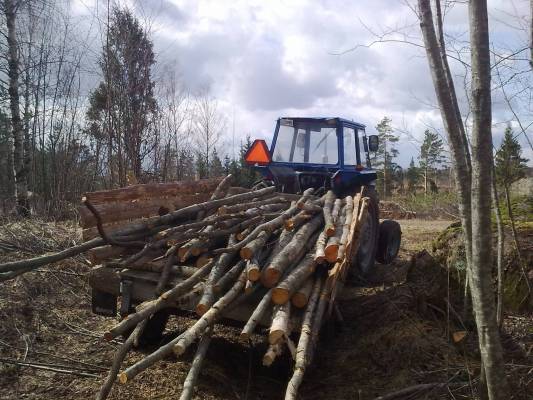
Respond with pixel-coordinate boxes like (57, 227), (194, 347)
(73, 0), (533, 166)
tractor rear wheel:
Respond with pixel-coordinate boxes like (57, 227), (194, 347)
(376, 220), (402, 264)
(352, 187), (379, 276)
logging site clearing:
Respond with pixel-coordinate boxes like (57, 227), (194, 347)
(0, 192), (531, 399)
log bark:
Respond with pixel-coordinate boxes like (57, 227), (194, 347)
(79, 193), (213, 228)
(262, 215), (323, 288)
(104, 260), (215, 341)
(213, 260), (246, 294)
(196, 236), (238, 316)
(213, 196), (307, 256)
(272, 253), (316, 305)
(84, 177), (223, 205)
(284, 211), (312, 231)
(246, 258), (261, 282)
(96, 320), (147, 400)
(324, 204), (347, 263)
(240, 230), (271, 260)
(468, 0), (510, 397)
(178, 326), (213, 400)
(218, 196), (289, 215)
(314, 231), (327, 263)
(240, 290), (273, 340)
(173, 272), (246, 356)
(269, 302), (291, 344)
(284, 277), (322, 400)
(337, 196), (354, 261)
(263, 342), (283, 367)
(323, 191), (337, 236)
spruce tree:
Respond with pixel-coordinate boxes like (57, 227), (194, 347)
(373, 117), (399, 197)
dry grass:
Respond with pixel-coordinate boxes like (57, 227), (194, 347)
(0, 218), (531, 400)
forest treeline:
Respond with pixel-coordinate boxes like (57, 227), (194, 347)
(0, 3), (256, 218)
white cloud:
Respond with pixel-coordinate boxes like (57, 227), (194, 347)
(73, 0), (533, 166)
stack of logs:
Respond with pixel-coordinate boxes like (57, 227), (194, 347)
(0, 175), (370, 400)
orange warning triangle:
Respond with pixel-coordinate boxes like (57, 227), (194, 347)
(245, 139), (271, 165)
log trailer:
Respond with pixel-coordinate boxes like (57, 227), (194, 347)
(81, 117), (401, 399)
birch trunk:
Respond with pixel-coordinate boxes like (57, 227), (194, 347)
(468, 1), (509, 397)
(4, 0), (30, 216)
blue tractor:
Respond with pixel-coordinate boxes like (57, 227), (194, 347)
(245, 117), (401, 275)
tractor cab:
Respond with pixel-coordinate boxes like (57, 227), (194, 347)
(245, 117), (379, 196)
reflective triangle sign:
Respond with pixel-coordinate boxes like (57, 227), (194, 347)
(245, 139), (271, 165)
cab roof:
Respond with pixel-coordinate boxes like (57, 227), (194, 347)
(279, 117), (366, 131)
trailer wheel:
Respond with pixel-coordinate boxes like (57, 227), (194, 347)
(376, 220), (402, 264)
(352, 187), (379, 276)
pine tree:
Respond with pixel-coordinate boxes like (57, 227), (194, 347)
(406, 157), (420, 194)
(419, 129), (445, 195)
(373, 117), (399, 198)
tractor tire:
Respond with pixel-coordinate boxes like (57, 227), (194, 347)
(376, 220), (402, 264)
(352, 187), (380, 276)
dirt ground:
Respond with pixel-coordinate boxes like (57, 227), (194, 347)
(0, 218), (531, 400)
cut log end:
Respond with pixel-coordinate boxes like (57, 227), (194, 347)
(325, 225), (336, 237)
(291, 293), (307, 308)
(268, 330), (284, 345)
(262, 268), (281, 288)
(118, 372), (128, 384)
(284, 219), (295, 231)
(239, 247), (253, 260)
(195, 303), (209, 316)
(271, 287), (290, 305)
(173, 344), (186, 356)
(324, 245), (339, 263)
(247, 266), (260, 282)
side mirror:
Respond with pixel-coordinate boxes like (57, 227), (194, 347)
(368, 135), (379, 152)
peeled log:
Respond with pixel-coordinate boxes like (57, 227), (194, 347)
(272, 253), (316, 305)
(269, 302), (291, 344)
(291, 278), (314, 308)
(262, 215), (323, 288)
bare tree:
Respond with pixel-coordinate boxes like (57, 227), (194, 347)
(3, 0), (29, 216)
(417, 0), (509, 398)
(193, 91), (226, 178)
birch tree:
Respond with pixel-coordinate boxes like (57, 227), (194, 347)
(3, 0), (29, 216)
(417, 0), (509, 398)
